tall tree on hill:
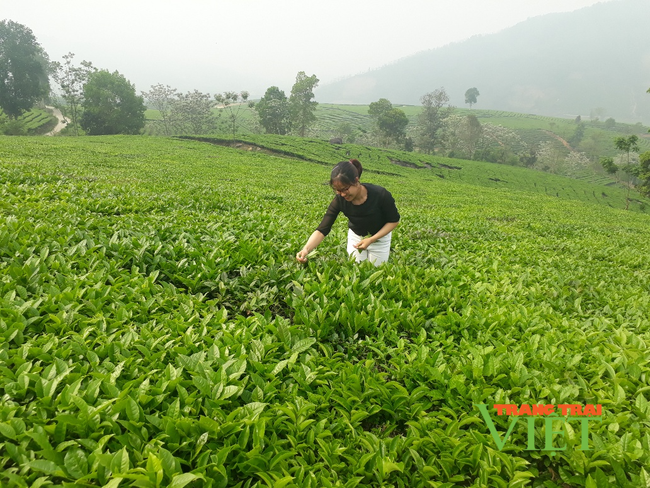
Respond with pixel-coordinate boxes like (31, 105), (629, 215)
(614, 135), (639, 165)
(368, 98), (393, 120)
(170, 89), (218, 135)
(256, 86), (290, 135)
(142, 84), (178, 136)
(377, 107), (409, 146)
(51, 52), (96, 136)
(0, 20), (50, 119)
(612, 135), (640, 210)
(289, 71), (319, 137)
(416, 88), (453, 155)
(463, 114), (482, 159)
(80, 70), (145, 135)
(600, 157), (618, 182)
(569, 122), (586, 147)
(215, 91), (253, 138)
(637, 151), (650, 197)
(368, 98), (398, 145)
(464, 87), (480, 109)
(442, 114), (485, 160)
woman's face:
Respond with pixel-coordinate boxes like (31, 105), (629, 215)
(332, 178), (361, 201)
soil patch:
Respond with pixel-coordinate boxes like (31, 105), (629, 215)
(439, 163), (462, 170)
(390, 159), (421, 169)
(180, 136), (403, 176)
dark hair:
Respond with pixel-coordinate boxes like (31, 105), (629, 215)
(330, 159), (363, 186)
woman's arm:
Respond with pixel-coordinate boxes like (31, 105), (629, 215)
(296, 230), (326, 263)
(354, 221), (399, 251)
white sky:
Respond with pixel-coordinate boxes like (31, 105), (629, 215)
(3, 0), (615, 98)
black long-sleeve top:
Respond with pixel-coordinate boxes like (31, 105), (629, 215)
(316, 183), (400, 237)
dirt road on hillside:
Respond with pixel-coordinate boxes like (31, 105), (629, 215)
(45, 106), (68, 136)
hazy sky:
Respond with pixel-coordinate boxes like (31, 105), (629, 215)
(4, 0), (615, 97)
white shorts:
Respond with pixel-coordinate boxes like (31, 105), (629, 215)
(347, 229), (392, 266)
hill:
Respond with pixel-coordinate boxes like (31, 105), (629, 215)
(146, 103), (650, 189)
(313, 103), (650, 158)
(315, 0), (650, 124)
(1, 134), (650, 485)
(0, 107), (57, 135)
(179, 133), (649, 213)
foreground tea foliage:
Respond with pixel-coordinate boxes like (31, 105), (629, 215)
(1, 136), (649, 487)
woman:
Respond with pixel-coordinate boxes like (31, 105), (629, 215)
(296, 159), (400, 266)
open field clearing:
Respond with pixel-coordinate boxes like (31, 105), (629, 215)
(1, 135), (649, 487)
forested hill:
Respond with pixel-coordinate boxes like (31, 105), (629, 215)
(315, 0), (650, 124)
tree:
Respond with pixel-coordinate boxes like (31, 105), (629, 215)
(255, 86), (290, 135)
(215, 91), (253, 138)
(0, 20), (50, 119)
(142, 83), (178, 136)
(564, 151), (591, 174)
(636, 151), (650, 197)
(519, 145), (538, 168)
(569, 122), (585, 147)
(534, 141), (565, 173)
(289, 71), (319, 137)
(333, 121), (356, 143)
(441, 114), (486, 160)
(368, 98), (396, 146)
(463, 115), (483, 159)
(416, 88), (453, 155)
(80, 70), (145, 135)
(368, 98), (393, 119)
(604, 117), (616, 129)
(377, 108), (408, 145)
(601, 156), (618, 177)
(170, 89), (218, 135)
(464, 87), (480, 109)
(614, 135), (639, 164)
(612, 135), (640, 209)
(51, 52), (96, 135)
(404, 137), (414, 152)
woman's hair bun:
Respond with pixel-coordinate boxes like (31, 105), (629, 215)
(349, 159), (363, 178)
(330, 158), (363, 186)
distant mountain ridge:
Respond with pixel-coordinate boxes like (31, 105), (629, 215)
(315, 0), (650, 123)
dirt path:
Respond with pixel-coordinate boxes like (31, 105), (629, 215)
(44, 106), (68, 136)
(543, 130), (573, 151)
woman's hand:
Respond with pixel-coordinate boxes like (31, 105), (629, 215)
(296, 249), (309, 263)
(354, 238), (374, 251)
(296, 231), (325, 263)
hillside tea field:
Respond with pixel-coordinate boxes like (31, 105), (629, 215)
(1, 136), (649, 487)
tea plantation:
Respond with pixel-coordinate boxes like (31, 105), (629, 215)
(1, 136), (649, 487)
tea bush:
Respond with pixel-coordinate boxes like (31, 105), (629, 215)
(0, 136), (649, 487)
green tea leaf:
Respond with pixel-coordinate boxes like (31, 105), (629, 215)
(126, 397), (140, 422)
(64, 449), (88, 480)
(169, 472), (205, 488)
